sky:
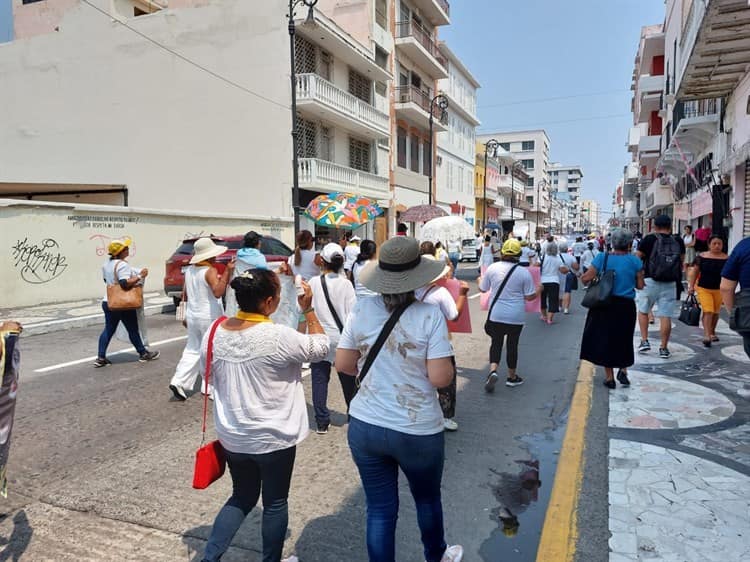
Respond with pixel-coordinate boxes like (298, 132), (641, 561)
(440, 0), (665, 218)
(0, 0), (11, 43)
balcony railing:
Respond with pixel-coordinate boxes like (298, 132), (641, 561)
(296, 73), (389, 135)
(436, 0), (450, 15)
(395, 21), (447, 68)
(298, 158), (389, 197)
(394, 85), (431, 113)
(671, 99), (718, 134)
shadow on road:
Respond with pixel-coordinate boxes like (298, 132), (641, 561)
(0, 510), (33, 562)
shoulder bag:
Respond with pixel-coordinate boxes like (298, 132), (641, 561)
(107, 260), (144, 311)
(484, 264), (520, 335)
(581, 252), (615, 309)
(355, 302), (412, 388)
(320, 274), (344, 333)
(192, 315), (228, 490)
(678, 293), (701, 326)
(730, 288), (750, 335)
(176, 286), (187, 324)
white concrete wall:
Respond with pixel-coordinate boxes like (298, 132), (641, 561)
(1, 200), (292, 307)
(0, 0), (294, 218)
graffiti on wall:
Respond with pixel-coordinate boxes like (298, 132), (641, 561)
(11, 238), (68, 284)
(88, 234), (137, 257)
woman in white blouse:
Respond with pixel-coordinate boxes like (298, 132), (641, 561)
(200, 270), (329, 562)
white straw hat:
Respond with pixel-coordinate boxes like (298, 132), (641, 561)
(190, 237), (228, 264)
(359, 237), (446, 294)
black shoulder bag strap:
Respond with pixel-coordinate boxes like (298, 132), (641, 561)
(487, 264), (520, 320)
(355, 302), (412, 388)
(320, 274), (344, 333)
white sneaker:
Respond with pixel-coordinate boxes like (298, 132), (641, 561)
(440, 545), (463, 562)
(443, 418), (458, 431)
(282, 556), (299, 562)
(563, 308), (569, 315)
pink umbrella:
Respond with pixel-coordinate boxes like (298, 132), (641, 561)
(399, 204), (448, 223)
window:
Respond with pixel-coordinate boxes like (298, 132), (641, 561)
(521, 159), (535, 171)
(349, 69), (371, 104)
(349, 138), (372, 172)
(22, 0), (45, 3)
(261, 238), (293, 258)
(294, 36), (331, 80)
(375, 47), (389, 71)
(522, 140), (535, 151)
(499, 142), (510, 151)
(297, 117), (317, 158)
(375, 0), (388, 29)
(397, 127), (407, 168)
(526, 177), (534, 187)
(410, 135), (420, 173)
(526, 196), (534, 205)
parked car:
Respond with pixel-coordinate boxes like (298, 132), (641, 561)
(460, 238), (478, 262)
(164, 235), (293, 304)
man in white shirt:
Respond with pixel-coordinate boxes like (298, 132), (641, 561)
(343, 236), (361, 277)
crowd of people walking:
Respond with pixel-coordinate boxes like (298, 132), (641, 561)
(83, 220), (750, 561)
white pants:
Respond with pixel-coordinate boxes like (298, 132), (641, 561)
(170, 316), (214, 394)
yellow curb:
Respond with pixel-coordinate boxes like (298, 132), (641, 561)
(536, 360), (595, 562)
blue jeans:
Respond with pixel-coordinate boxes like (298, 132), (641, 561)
(448, 252), (460, 277)
(202, 446), (296, 562)
(311, 361), (358, 425)
(97, 301), (146, 358)
(347, 417), (447, 562)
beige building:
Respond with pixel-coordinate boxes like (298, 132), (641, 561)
(580, 199), (601, 232)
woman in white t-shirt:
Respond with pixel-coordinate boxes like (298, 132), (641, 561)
(200, 270), (329, 562)
(287, 230), (320, 281)
(478, 238), (539, 391)
(336, 237), (464, 562)
(351, 240), (378, 299)
(539, 242), (568, 325)
(308, 243), (357, 434)
(415, 254), (470, 432)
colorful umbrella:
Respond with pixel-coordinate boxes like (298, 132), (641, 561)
(304, 192), (383, 230)
(399, 204), (448, 223)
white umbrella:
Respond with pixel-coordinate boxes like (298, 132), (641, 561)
(420, 215), (475, 244)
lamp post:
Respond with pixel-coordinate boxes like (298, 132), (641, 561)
(508, 160), (523, 237)
(428, 94), (449, 205)
(288, 0), (318, 236)
(482, 139), (500, 231)
(536, 179), (547, 240)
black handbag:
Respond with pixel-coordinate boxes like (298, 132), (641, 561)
(729, 288), (750, 334)
(581, 253), (615, 309)
(678, 293), (701, 326)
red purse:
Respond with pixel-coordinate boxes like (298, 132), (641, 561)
(192, 316), (228, 490)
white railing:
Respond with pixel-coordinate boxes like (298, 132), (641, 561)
(296, 74), (389, 135)
(638, 74), (665, 95)
(298, 158), (389, 197)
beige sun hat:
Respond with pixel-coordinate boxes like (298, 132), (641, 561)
(422, 254), (451, 283)
(359, 237), (447, 294)
(190, 237), (228, 264)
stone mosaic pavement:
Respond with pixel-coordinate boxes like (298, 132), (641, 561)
(608, 318), (750, 561)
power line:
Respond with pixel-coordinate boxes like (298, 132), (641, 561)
(478, 112), (631, 131)
(479, 89), (630, 109)
(79, 0), (289, 111)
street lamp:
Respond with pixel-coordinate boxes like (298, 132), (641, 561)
(508, 160), (523, 236)
(536, 179), (547, 240)
(428, 94), (449, 205)
(482, 139), (500, 231)
(288, 0), (318, 236)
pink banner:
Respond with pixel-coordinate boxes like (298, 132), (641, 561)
(436, 278), (472, 333)
(691, 191), (712, 218)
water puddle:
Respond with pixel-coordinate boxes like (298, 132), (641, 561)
(479, 423), (566, 561)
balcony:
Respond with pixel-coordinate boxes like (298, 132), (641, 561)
(296, 74), (390, 140)
(395, 21), (448, 79)
(394, 86), (448, 131)
(638, 134), (661, 159)
(658, 100), (720, 177)
(298, 158), (390, 201)
(409, 0), (450, 26)
(474, 183), (498, 201)
(638, 91), (661, 122)
(638, 74), (664, 95)
(677, 0), (750, 100)
(643, 177), (673, 216)
(628, 124), (647, 153)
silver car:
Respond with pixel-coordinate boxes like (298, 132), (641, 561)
(460, 238), (478, 261)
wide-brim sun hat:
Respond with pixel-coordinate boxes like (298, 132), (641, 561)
(190, 237), (228, 264)
(360, 237), (447, 294)
(422, 254), (451, 283)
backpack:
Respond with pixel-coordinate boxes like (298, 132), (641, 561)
(648, 234), (682, 281)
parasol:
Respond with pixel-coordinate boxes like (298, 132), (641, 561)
(304, 192), (383, 230)
(420, 215), (475, 243)
(399, 204), (448, 223)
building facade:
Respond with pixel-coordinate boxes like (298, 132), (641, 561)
(580, 199), (601, 232)
(548, 163), (584, 231)
(435, 41), (479, 228)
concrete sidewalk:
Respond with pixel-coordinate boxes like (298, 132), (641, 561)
(606, 316), (750, 561)
(0, 292), (175, 336)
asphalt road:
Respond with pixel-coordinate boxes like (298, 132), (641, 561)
(2, 268), (593, 561)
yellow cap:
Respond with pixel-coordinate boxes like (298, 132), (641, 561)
(107, 237), (131, 257)
(520, 240), (528, 247)
(501, 238), (522, 256)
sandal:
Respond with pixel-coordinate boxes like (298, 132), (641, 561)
(711, 335), (720, 342)
(702, 339), (712, 348)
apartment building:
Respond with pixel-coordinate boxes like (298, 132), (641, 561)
(548, 163), (584, 231)
(434, 41), (479, 227)
(478, 130), (550, 234)
(391, 0), (451, 217)
(580, 199), (601, 232)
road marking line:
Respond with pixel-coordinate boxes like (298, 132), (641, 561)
(468, 293), (482, 300)
(23, 303), (171, 329)
(536, 360), (595, 562)
(33, 335), (187, 373)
